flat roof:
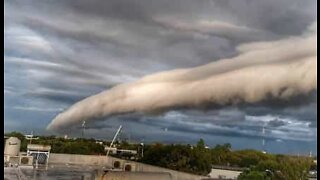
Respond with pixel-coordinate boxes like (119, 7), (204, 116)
(27, 144), (51, 151)
(211, 165), (246, 171)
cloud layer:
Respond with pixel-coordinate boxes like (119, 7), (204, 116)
(47, 25), (317, 130)
(5, 0), (317, 154)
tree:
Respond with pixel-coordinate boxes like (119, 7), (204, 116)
(238, 170), (267, 180)
(140, 139), (212, 175)
(210, 143), (232, 165)
(196, 139), (205, 149)
(276, 156), (312, 180)
(5, 132), (25, 140)
(256, 159), (279, 172)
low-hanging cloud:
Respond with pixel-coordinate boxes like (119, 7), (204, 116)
(47, 22), (317, 131)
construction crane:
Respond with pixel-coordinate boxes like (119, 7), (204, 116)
(106, 125), (122, 158)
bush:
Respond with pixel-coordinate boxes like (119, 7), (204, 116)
(238, 170), (267, 180)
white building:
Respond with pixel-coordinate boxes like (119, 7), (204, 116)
(104, 147), (137, 155)
(208, 166), (244, 179)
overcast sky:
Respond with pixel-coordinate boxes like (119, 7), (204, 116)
(4, 0), (317, 155)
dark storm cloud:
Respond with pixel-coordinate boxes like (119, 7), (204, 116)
(6, 0), (317, 76)
(241, 91), (317, 122)
(44, 0), (316, 36)
(8, 0), (316, 65)
(24, 90), (87, 104)
(81, 110), (315, 141)
(213, 0), (316, 34)
(4, 0), (317, 151)
(267, 119), (286, 127)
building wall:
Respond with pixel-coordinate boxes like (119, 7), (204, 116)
(49, 153), (110, 166)
(48, 153), (206, 180)
(98, 171), (173, 180)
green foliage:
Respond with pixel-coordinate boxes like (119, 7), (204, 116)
(255, 159), (279, 172)
(196, 138), (205, 149)
(274, 156), (312, 180)
(310, 162), (317, 171)
(35, 138), (105, 155)
(210, 143), (232, 165)
(239, 154), (313, 180)
(5, 131), (25, 140)
(117, 140), (139, 150)
(141, 140), (313, 178)
(236, 149), (267, 167)
(238, 170), (267, 180)
(141, 140), (212, 175)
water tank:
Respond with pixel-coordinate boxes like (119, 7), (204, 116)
(4, 137), (21, 156)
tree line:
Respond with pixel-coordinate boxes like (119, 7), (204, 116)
(140, 139), (315, 179)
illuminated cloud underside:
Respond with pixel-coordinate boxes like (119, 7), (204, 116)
(47, 24), (317, 130)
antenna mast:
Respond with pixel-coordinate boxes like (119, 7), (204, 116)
(81, 121), (86, 138)
(262, 125), (266, 153)
(262, 126), (265, 146)
(30, 131), (33, 144)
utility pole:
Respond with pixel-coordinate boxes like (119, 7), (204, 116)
(262, 126), (265, 147)
(140, 143), (144, 158)
(30, 131), (33, 144)
(27, 131), (38, 145)
(81, 121), (86, 138)
(309, 151), (312, 157)
(262, 125), (266, 154)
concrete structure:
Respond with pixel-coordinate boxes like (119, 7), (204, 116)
(5, 156), (20, 166)
(105, 147), (137, 156)
(96, 141), (103, 145)
(118, 149), (137, 155)
(98, 171), (173, 180)
(105, 147), (117, 154)
(208, 166), (243, 179)
(27, 144), (51, 168)
(4, 155), (34, 167)
(4, 137), (33, 168)
(4, 137), (20, 167)
(49, 153), (207, 180)
(4, 167), (29, 180)
(24, 135), (39, 140)
(27, 144), (51, 152)
(19, 156), (34, 166)
(4, 137), (21, 156)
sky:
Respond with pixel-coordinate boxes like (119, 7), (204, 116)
(4, 0), (317, 155)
